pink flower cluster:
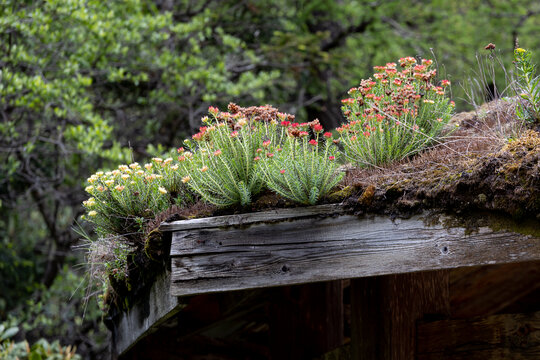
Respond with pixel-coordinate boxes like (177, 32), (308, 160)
(338, 57), (451, 139)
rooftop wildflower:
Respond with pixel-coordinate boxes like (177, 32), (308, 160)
(339, 56), (455, 166)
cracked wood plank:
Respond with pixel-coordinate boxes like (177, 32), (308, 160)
(168, 209), (540, 297)
(161, 204), (344, 231)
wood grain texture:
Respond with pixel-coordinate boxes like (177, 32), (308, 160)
(417, 311), (540, 359)
(450, 261), (540, 319)
(161, 204), (344, 232)
(351, 271), (449, 360)
(169, 213), (540, 297)
(111, 271), (185, 358)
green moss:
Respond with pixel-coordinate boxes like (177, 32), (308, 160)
(327, 185), (357, 202)
(433, 211), (540, 237)
(484, 213), (540, 237)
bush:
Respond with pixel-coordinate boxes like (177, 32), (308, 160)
(83, 159), (192, 238)
(338, 57), (455, 167)
(83, 162), (171, 238)
(0, 322), (80, 360)
(258, 120), (343, 205)
(514, 48), (540, 124)
(179, 104), (291, 207)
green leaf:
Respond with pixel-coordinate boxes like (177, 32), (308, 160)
(0, 327), (18, 341)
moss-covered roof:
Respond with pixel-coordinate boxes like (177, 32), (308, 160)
(106, 100), (540, 316)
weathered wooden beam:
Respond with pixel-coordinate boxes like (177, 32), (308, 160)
(161, 204), (344, 231)
(450, 261), (540, 318)
(350, 271), (450, 360)
(169, 210), (540, 297)
(121, 288), (273, 360)
(112, 271), (185, 358)
(417, 310), (540, 359)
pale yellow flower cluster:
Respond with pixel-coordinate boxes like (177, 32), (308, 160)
(83, 155), (190, 223)
(83, 197), (96, 207)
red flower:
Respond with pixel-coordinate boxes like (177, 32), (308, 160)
(312, 124), (323, 132)
(230, 131), (239, 138)
(299, 131), (309, 137)
(441, 79), (451, 87)
(266, 153), (274, 158)
(309, 139), (318, 146)
(192, 132), (203, 141)
(254, 156), (261, 161)
(281, 121), (290, 127)
(263, 140), (271, 147)
(291, 122), (299, 128)
(208, 106), (219, 115)
(214, 149), (222, 156)
(323, 132), (332, 138)
(328, 156), (335, 161)
(177, 147), (184, 153)
(280, 169), (286, 174)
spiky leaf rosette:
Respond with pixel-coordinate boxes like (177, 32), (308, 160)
(339, 57), (455, 167)
(179, 104), (290, 207)
(514, 48), (540, 125)
(259, 121), (343, 205)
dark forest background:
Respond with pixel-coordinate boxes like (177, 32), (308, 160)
(1, 0), (539, 358)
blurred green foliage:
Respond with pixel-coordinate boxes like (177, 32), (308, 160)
(1, 317), (81, 360)
(1, 0), (540, 357)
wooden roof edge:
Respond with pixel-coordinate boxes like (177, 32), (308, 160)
(168, 210), (540, 297)
(159, 203), (346, 231)
(111, 271), (185, 357)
